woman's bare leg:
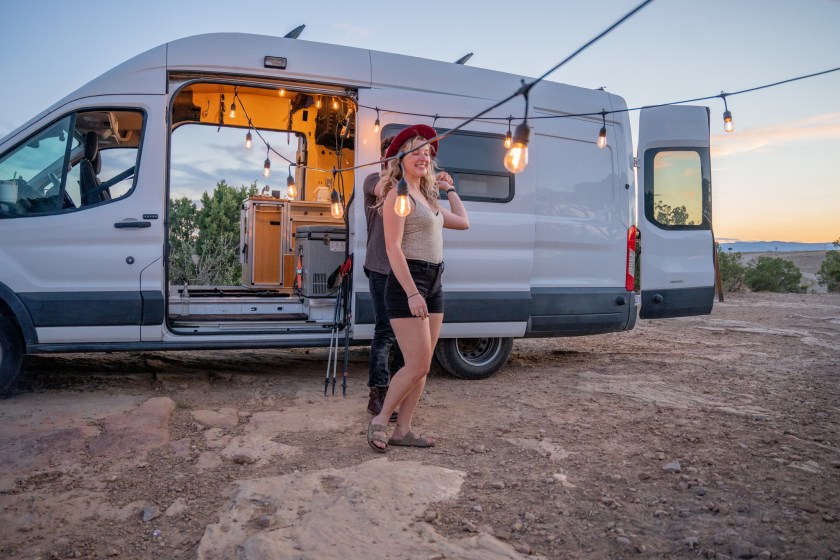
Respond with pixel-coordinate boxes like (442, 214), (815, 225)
(370, 316), (434, 447)
(390, 313), (443, 440)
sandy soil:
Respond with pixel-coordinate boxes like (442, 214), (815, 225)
(1, 291), (839, 559)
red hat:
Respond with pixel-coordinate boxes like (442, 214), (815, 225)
(384, 124), (438, 159)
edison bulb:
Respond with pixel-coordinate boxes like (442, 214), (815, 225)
(245, 131), (252, 149)
(374, 118), (380, 134)
(287, 183), (297, 199)
(279, 88), (286, 97)
(503, 123), (531, 173)
(229, 103), (236, 119)
(263, 158), (271, 178)
(330, 190), (343, 219)
(723, 111), (734, 133)
(316, 97), (322, 109)
(597, 127), (607, 149)
(504, 131), (512, 149)
(394, 193), (411, 217)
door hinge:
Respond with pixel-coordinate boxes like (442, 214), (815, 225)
(632, 157), (640, 169)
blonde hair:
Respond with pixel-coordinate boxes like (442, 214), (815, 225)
(376, 136), (440, 213)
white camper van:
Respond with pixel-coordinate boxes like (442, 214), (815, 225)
(0, 33), (714, 392)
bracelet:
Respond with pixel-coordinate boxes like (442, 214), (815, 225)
(408, 292), (421, 299)
(445, 188), (456, 194)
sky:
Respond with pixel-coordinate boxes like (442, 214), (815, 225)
(1, 0), (838, 243)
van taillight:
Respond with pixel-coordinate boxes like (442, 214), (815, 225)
(625, 226), (637, 292)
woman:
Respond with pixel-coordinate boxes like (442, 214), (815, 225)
(368, 124), (469, 452)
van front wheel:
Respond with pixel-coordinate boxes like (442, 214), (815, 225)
(434, 337), (513, 380)
(0, 315), (24, 395)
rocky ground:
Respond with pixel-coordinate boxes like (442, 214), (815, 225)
(1, 291), (839, 559)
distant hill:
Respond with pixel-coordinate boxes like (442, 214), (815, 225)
(718, 241), (835, 253)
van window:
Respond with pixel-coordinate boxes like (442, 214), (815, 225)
(644, 148), (711, 230)
(0, 109), (144, 218)
(382, 125), (513, 202)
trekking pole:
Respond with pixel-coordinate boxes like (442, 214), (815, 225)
(325, 283), (341, 396)
(331, 286), (341, 396)
(341, 278), (351, 397)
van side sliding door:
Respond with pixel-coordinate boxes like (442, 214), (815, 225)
(636, 105), (714, 319)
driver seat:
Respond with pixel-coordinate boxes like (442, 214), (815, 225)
(79, 132), (111, 205)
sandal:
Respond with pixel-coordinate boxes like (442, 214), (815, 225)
(388, 431), (435, 448)
(367, 423), (389, 453)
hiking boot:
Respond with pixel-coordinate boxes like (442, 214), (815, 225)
(368, 386), (399, 422)
(367, 386), (385, 416)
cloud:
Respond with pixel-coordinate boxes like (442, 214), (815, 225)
(711, 112), (840, 158)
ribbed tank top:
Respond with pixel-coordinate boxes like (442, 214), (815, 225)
(401, 195), (443, 264)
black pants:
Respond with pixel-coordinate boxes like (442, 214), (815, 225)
(367, 269), (404, 387)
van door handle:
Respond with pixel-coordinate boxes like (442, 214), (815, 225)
(114, 220), (151, 229)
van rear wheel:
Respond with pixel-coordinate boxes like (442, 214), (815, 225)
(0, 315), (24, 395)
(434, 337), (513, 380)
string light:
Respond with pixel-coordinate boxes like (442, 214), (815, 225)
(504, 92), (531, 174)
(229, 101), (236, 120)
(330, 189), (343, 219)
(332, 97), (339, 111)
(597, 111), (607, 149)
(279, 88), (286, 97)
(374, 108), (380, 134)
(225, 2), (839, 183)
(245, 128), (252, 149)
(263, 146), (271, 178)
(721, 93), (734, 133)
(504, 117), (513, 149)
(394, 160), (411, 216)
(287, 165), (297, 199)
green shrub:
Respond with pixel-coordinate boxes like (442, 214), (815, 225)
(817, 251), (840, 293)
(744, 256), (804, 293)
(717, 246), (745, 292)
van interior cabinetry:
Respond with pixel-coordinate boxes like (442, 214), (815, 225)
(240, 197), (335, 292)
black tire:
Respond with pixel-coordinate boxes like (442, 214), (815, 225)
(434, 337), (513, 380)
(0, 314), (24, 395)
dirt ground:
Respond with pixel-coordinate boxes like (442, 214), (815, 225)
(1, 291), (839, 559)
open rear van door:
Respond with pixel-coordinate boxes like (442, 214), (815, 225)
(636, 105), (714, 319)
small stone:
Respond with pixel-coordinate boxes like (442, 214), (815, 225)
(797, 501), (818, 513)
(684, 536), (699, 549)
(822, 513), (835, 523)
(489, 481), (506, 490)
(524, 512), (536, 522)
(141, 506), (160, 522)
(494, 529), (512, 541)
(637, 473), (651, 480)
(256, 515), (275, 528)
(761, 516), (771, 523)
(471, 444), (486, 453)
(714, 533), (729, 545)
(757, 551), (771, 560)
(231, 453), (255, 465)
(423, 510), (438, 523)
(696, 487), (707, 496)
(107, 549), (119, 557)
(610, 474), (622, 481)
(654, 510), (669, 518)
(463, 519), (477, 532)
(427, 554), (446, 560)
(663, 460), (682, 473)
(514, 542), (533, 555)
(616, 536), (631, 546)
(472, 505), (483, 513)
(730, 541), (757, 559)
(512, 520), (523, 532)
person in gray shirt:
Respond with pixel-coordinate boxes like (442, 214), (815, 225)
(363, 136), (403, 417)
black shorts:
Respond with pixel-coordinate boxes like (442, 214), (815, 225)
(385, 260), (444, 319)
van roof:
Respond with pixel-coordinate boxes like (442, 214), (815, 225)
(4, 33), (626, 144)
